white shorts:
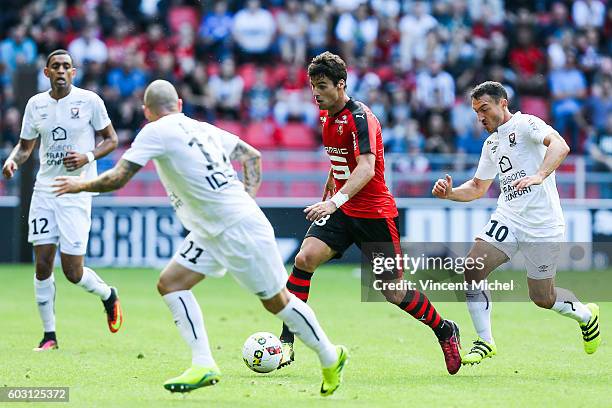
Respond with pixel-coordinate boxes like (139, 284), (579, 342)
(476, 212), (564, 280)
(28, 192), (92, 256)
(173, 211), (288, 299)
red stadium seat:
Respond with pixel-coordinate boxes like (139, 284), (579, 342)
(168, 6), (199, 33)
(238, 63), (258, 90)
(244, 121), (280, 149)
(214, 120), (244, 137)
(288, 181), (321, 198)
(521, 97), (550, 123)
(280, 123), (317, 149)
(257, 181), (284, 197)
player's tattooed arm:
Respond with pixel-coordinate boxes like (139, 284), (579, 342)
(53, 159), (142, 196)
(2, 138), (37, 179)
(81, 159), (142, 192)
(230, 140), (262, 198)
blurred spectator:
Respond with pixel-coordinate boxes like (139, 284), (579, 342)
(276, 0), (308, 65)
(174, 23), (196, 75)
(0, 25), (37, 85)
(273, 65), (318, 128)
(572, 0), (606, 29)
(0, 107), (21, 148)
(180, 62), (214, 121)
(246, 68), (273, 121)
(68, 25), (108, 66)
(197, 0), (233, 61)
(105, 24), (140, 67)
(335, 3), (379, 65)
(541, 2), (572, 41)
(232, 0), (276, 65)
(139, 24), (172, 69)
(509, 26), (546, 94)
(424, 113), (453, 154)
(398, 0), (438, 70)
(305, 3), (330, 58)
(106, 54), (148, 98)
(585, 115), (612, 198)
(415, 60), (455, 116)
(209, 58), (244, 120)
(347, 57), (381, 103)
(549, 52), (587, 151)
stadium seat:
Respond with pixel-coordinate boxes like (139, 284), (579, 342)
(521, 97), (550, 123)
(238, 63), (258, 90)
(244, 121), (280, 149)
(257, 181), (284, 197)
(280, 123), (317, 149)
(288, 181), (321, 198)
(214, 120), (244, 137)
(168, 6), (199, 33)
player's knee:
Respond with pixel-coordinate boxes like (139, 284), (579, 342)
(294, 251), (318, 272)
(63, 265), (83, 284)
(157, 277), (171, 295)
(35, 258), (54, 279)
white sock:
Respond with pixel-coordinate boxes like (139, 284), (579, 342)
(466, 289), (494, 343)
(34, 274), (56, 332)
(163, 290), (215, 367)
(76, 267), (112, 300)
(275, 294), (337, 367)
(551, 287), (592, 324)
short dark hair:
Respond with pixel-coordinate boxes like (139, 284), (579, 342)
(46, 49), (72, 67)
(308, 51), (347, 88)
(470, 81), (508, 102)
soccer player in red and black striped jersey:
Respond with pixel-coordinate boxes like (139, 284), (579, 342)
(278, 52), (462, 374)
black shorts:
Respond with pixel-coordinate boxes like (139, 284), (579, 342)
(304, 209), (402, 279)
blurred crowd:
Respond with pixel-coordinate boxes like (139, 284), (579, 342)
(0, 0), (611, 178)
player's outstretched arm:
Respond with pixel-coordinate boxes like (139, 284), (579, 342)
(2, 138), (37, 179)
(432, 174), (493, 202)
(512, 132), (570, 190)
(63, 124), (119, 171)
(230, 139), (262, 198)
(305, 153), (375, 222)
(53, 159), (142, 196)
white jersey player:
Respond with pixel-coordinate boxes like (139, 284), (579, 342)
(432, 81), (601, 364)
(53, 80), (348, 396)
(2, 50), (122, 351)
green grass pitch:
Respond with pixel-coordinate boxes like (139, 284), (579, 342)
(1, 264), (609, 407)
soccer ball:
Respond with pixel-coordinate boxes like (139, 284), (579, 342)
(242, 332), (283, 373)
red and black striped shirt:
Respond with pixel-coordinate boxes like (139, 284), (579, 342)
(320, 99), (398, 218)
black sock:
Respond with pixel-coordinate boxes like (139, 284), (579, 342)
(43, 331), (56, 341)
(433, 320), (453, 340)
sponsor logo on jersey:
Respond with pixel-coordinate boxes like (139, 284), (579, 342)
(334, 117), (348, 124)
(355, 114), (365, 119)
(500, 169), (532, 201)
(352, 132), (357, 151)
(70, 107), (80, 119)
(325, 146), (349, 155)
(320, 116), (327, 124)
(498, 155), (512, 173)
(52, 126), (67, 141)
(509, 132), (516, 147)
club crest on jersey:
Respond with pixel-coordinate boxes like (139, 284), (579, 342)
(508, 132), (516, 147)
(70, 107), (80, 119)
(337, 124), (343, 134)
